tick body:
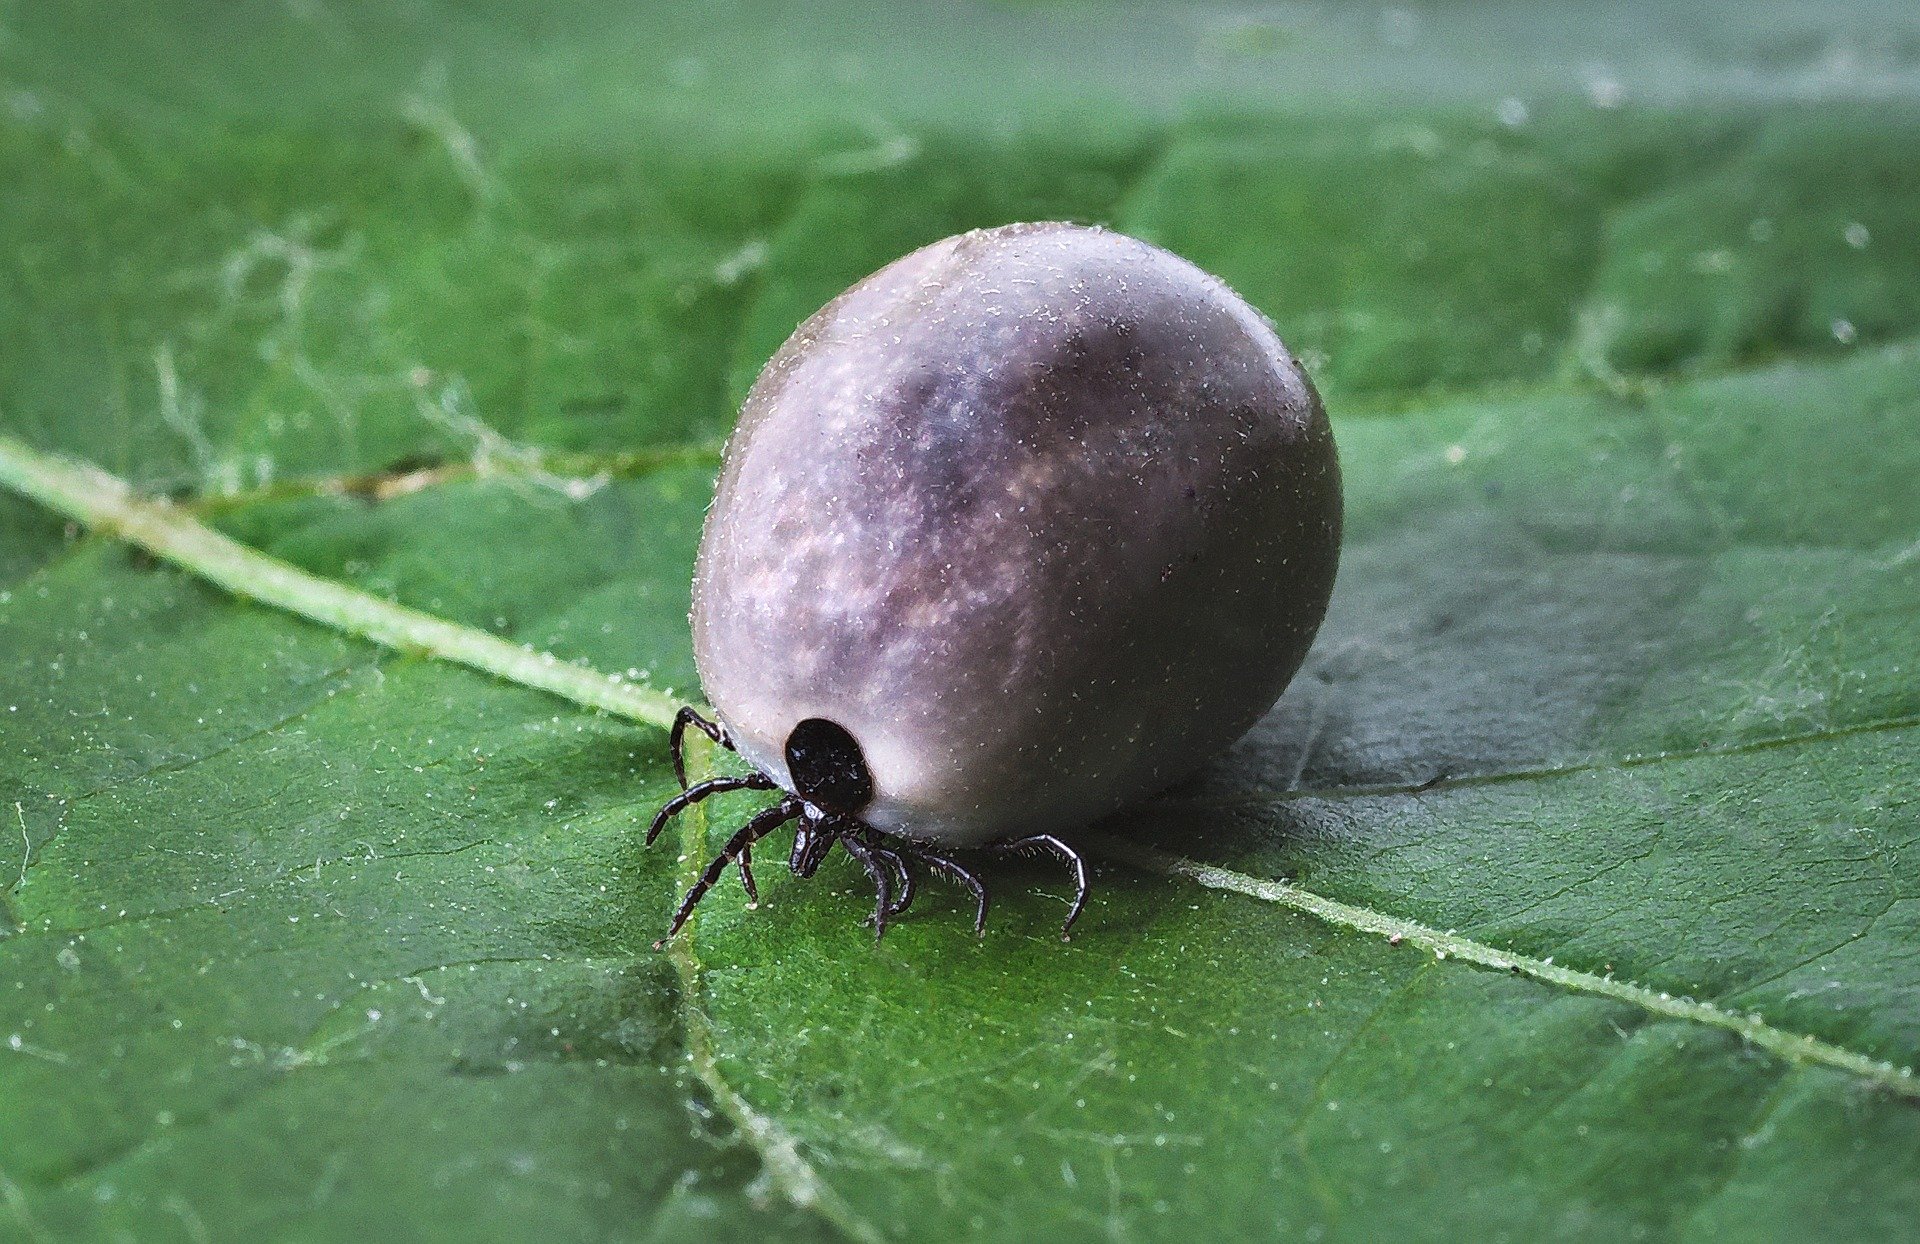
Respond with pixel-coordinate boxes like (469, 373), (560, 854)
(651, 222), (1341, 941)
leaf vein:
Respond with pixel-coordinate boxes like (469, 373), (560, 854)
(1081, 831), (1920, 1101)
(665, 744), (883, 1244)
(4, 435), (1916, 1120)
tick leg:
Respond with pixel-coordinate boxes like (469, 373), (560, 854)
(989, 833), (1089, 940)
(880, 848), (916, 917)
(917, 850), (990, 937)
(659, 799), (801, 944)
(670, 706), (734, 790)
(856, 832), (916, 920)
(737, 843), (759, 905)
(646, 773), (775, 845)
(837, 833), (894, 941)
(857, 848), (914, 924)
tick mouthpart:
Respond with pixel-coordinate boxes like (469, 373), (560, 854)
(787, 810), (838, 879)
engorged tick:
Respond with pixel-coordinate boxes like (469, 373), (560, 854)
(649, 222), (1341, 943)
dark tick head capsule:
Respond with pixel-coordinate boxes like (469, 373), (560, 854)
(649, 221), (1341, 942)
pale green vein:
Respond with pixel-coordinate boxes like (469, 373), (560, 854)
(5, 432), (1917, 1113)
(182, 438), (726, 515)
(127, 336), (1920, 519)
(666, 745), (886, 1244)
(1081, 831), (1920, 1101)
(0, 435), (681, 730)
(0, 432), (854, 1234)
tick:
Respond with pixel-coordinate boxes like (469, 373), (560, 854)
(649, 222), (1341, 942)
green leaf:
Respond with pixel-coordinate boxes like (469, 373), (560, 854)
(5, 3), (1920, 1240)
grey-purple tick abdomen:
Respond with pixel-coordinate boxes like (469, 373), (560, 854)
(692, 222), (1341, 848)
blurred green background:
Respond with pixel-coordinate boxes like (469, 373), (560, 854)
(3, 3), (1919, 1240)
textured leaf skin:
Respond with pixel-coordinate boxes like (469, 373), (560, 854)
(4, 3), (1920, 1241)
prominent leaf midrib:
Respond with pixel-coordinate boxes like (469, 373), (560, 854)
(666, 745), (883, 1244)
(1084, 832), (1920, 1099)
(0, 435), (684, 729)
(4, 433), (1915, 1114)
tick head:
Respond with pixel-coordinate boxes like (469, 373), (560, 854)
(784, 717), (874, 816)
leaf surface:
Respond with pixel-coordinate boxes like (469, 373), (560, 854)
(4, 3), (1919, 1240)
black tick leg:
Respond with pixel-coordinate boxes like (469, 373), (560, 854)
(658, 799), (802, 944)
(916, 849), (990, 937)
(736, 843), (760, 905)
(646, 773), (775, 845)
(836, 832), (895, 941)
(855, 831), (916, 921)
(878, 847), (916, 918)
(989, 834), (1089, 940)
(670, 706), (734, 790)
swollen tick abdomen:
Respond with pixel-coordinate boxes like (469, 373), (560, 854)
(650, 222), (1342, 942)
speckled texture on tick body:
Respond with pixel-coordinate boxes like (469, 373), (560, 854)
(693, 222), (1341, 847)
